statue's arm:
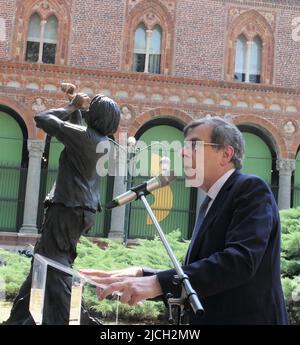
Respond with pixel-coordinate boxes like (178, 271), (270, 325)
(69, 110), (83, 125)
(34, 104), (78, 136)
(34, 93), (89, 135)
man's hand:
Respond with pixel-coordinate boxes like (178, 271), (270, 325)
(79, 268), (162, 305)
(92, 275), (163, 306)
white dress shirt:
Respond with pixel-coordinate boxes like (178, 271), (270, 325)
(205, 168), (235, 216)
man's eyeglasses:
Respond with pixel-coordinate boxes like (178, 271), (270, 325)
(184, 139), (223, 151)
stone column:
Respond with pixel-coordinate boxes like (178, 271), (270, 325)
(38, 20), (47, 63)
(276, 158), (296, 210)
(144, 30), (153, 73)
(20, 139), (45, 233)
(108, 177), (127, 241)
(107, 145), (128, 240)
(245, 40), (253, 83)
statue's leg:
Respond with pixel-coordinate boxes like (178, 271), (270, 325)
(42, 266), (72, 325)
(4, 267), (35, 325)
(5, 205), (101, 325)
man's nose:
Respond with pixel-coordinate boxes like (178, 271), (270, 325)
(180, 146), (190, 158)
(179, 147), (185, 158)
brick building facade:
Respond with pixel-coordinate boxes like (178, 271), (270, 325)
(0, 0), (300, 246)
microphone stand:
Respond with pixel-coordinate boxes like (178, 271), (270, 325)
(133, 189), (205, 325)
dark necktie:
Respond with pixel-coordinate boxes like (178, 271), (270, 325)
(185, 195), (212, 264)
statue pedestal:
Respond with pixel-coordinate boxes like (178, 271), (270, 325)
(29, 254), (106, 325)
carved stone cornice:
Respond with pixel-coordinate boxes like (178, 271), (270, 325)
(0, 61), (299, 96)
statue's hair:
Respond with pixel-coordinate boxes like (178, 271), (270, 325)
(86, 95), (120, 135)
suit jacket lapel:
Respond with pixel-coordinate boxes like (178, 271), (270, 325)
(188, 170), (241, 263)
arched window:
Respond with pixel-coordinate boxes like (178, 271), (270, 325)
(133, 23), (162, 74)
(234, 34), (262, 84)
(149, 25), (162, 74)
(25, 13), (41, 63)
(226, 10), (274, 84)
(133, 24), (147, 72)
(234, 35), (247, 82)
(25, 14), (58, 64)
(249, 36), (262, 83)
(43, 16), (58, 64)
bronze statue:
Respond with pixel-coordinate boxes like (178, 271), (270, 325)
(5, 84), (120, 325)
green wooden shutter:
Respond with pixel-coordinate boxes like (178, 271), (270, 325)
(293, 151), (300, 207)
(128, 125), (194, 239)
(0, 112), (23, 231)
(241, 132), (272, 184)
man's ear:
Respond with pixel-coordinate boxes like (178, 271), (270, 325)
(221, 146), (234, 166)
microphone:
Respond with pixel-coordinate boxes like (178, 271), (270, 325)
(106, 171), (176, 210)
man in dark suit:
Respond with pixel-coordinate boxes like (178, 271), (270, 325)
(81, 117), (289, 325)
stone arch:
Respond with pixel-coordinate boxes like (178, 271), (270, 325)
(12, 0), (71, 65)
(0, 95), (38, 139)
(225, 9), (275, 84)
(127, 107), (193, 137)
(233, 115), (288, 158)
(290, 134), (300, 159)
(122, 0), (175, 75)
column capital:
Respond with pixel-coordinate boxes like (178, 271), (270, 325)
(276, 158), (296, 175)
(27, 139), (45, 159)
(277, 159), (295, 210)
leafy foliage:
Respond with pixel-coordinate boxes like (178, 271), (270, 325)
(0, 249), (31, 300)
(1, 211), (300, 324)
(0, 230), (188, 324)
(280, 208), (300, 324)
(74, 230), (188, 271)
(74, 230), (188, 323)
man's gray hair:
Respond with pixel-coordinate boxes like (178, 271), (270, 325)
(183, 117), (245, 169)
